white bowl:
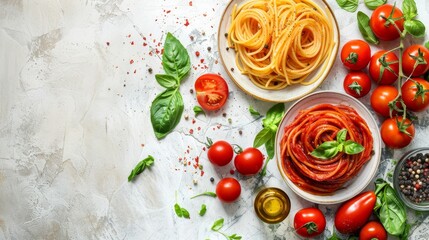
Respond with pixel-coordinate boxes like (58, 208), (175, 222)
(218, 0), (339, 102)
(275, 91), (381, 204)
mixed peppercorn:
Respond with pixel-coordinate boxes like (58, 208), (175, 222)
(398, 152), (429, 204)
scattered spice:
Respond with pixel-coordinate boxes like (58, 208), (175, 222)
(130, 59), (134, 64)
(230, 169), (235, 175)
(222, 113), (227, 117)
(195, 51), (200, 57)
(148, 68), (153, 73)
(239, 130), (243, 135)
(230, 67), (234, 71)
(184, 19), (190, 26)
(106, 42), (110, 46)
(210, 177), (215, 183)
(398, 152), (429, 203)
(190, 89), (194, 94)
(226, 47), (229, 51)
(224, 33), (228, 37)
(207, 46), (212, 52)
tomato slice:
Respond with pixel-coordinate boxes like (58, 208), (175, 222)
(194, 73), (229, 111)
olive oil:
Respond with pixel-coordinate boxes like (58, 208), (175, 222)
(254, 187), (291, 224)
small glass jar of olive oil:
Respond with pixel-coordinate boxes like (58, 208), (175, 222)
(254, 187), (291, 224)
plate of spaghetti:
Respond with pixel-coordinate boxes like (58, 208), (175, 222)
(218, 0), (339, 102)
(276, 91), (381, 204)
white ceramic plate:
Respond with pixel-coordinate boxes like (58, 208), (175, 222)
(275, 91), (381, 204)
(218, 0), (339, 102)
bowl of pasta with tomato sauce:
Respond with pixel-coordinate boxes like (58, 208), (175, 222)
(275, 91), (381, 204)
(218, 0), (339, 102)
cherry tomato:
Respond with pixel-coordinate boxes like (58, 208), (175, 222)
(370, 4), (404, 41)
(401, 78), (429, 112)
(343, 71), (371, 98)
(216, 178), (241, 203)
(207, 140), (233, 166)
(194, 73), (229, 111)
(380, 117), (415, 149)
(359, 221), (388, 240)
(335, 191), (376, 234)
(234, 147), (264, 176)
(402, 45), (429, 77)
(340, 40), (371, 70)
(370, 85), (399, 117)
(294, 208), (326, 238)
(369, 50), (399, 85)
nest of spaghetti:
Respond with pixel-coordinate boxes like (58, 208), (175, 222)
(227, 0), (335, 90)
(279, 104), (374, 195)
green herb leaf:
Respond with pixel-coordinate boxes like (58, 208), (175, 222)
(402, 0), (417, 21)
(404, 19), (426, 38)
(211, 218), (224, 231)
(150, 89), (184, 139)
(336, 0), (358, 12)
(199, 204), (207, 216)
(162, 33), (191, 80)
(425, 41), (429, 49)
(228, 234), (242, 240)
(128, 155), (155, 182)
(174, 203), (183, 217)
(193, 106), (205, 116)
(191, 191), (217, 199)
(249, 105), (261, 117)
(364, 0), (386, 10)
(357, 11), (380, 45)
(181, 207), (190, 219)
(336, 129), (347, 143)
(311, 141), (340, 159)
(343, 140), (365, 155)
(155, 74), (179, 88)
(265, 134), (275, 160)
(311, 129), (365, 159)
(253, 128), (274, 148)
(327, 232), (341, 240)
(262, 103), (285, 129)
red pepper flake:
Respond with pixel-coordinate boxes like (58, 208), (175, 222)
(202, 147), (206, 151)
(130, 59), (134, 64)
(134, 69), (137, 74)
(184, 19), (190, 26)
(106, 42), (110, 46)
(192, 119), (196, 124)
(143, 43), (147, 46)
(189, 1), (193, 6)
(197, 126), (201, 131)
(200, 59), (205, 63)
(188, 162), (191, 166)
(140, 144), (145, 147)
(127, 34), (131, 38)
(189, 129), (194, 134)
(217, 124), (221, 129)
(195, 156), (199, 163)
(201, 170), (205, 176)
(195, 51), (200, 57)
(143, 37), (147, 40)
(131, 41), (134, 45)
(230, 169), (235, 175)
(166, 10), (171, 14)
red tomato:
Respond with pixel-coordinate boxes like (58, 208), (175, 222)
(216, 178), (241, 203)
(340, 40), (371, 70)
(380, 117), (415, 149)
(370, 4), (404, 41)
(343, 71), (372, 98)
(194, 73), (229, 111)
(402, 45), (429, 77)
(207, 140), (233, 166)
(294, 208), (326, 238)
(359, 221), (388, 240)
(234, 147), (264, 176)
(334, 191), (376, 234)
(401, 78), (429, 112)
(370, 85), (399, 117)
(369, 50), (399, 85)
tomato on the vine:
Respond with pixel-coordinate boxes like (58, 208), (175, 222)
(340, 40), (371, 70)
(207, 140), (233, 166)
(294, 208), (326, 238)
(343, 71), (371, 98)
(402, 45), (429, 77)
(234, 147), (264, 176)
(402, 78), (429, 112)
(370, 4), (404, 41)
(369, 50), (399, 85)
(335, 191), (376, 234)
(216, 178), (241, 203)
(370, 85), (399, 117)
(380, 117), (415, 149)
(194, 73), (229, 111)
(359, 221), (387, 240)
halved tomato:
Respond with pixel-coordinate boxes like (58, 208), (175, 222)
(194, 73), (229, 111)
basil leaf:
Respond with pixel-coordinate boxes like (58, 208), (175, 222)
(249, 105), (261, 117)
(364, 0), (386, 10)
(253, 128), (274, 148)
(336, 129), (347, 143)
(155, 74), (178, 88)
(229, 234), (242, 240)
(191, 191), (217, 199)
(343, 140), (365, 154)
(128, 155), (155, 182)
(357, 11), (380, 45)
(151, 89), (184, 139)
(199, 204), (207, 216)
(336, 0), (358, 12)
(174, 203), (183, 217)
(265, 135), (275, 160)
(193, 106), (205, 116)
(311, 141), (340, 159)
(211, 218), (224, 231)
(404, 19), (426, 38)
(181, 207), (190, 219)
(162, 32), (191, 80)
(262, 103), (285, 128)
(402, 0), (417, 20)
(425, 41), (429, 49)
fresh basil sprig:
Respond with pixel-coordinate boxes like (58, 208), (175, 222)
(150, 33), (190, 139)
(425, 41), (429, 50)
(174, 203), (190, 219)
(311, 129), (364, 160)
(357, 11), (379, 45)
(199, 204), (207, 216)
(364, 0), (386, 10)
(210, 218), (242, 240)
(402, 0), (425, 38)
(249, 105), (261, 117)
(193, 106), (205, 116)
(190, 191), (217, 199)
(336, 0), (358, 13)
(253, 103), (285, 176)
(128, 155), (155, 182)
(374, 179), (410, 239)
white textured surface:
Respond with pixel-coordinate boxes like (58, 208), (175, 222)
(1, 0), (429, 239)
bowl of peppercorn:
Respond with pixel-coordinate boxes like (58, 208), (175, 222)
(394, 148), (429, 211)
